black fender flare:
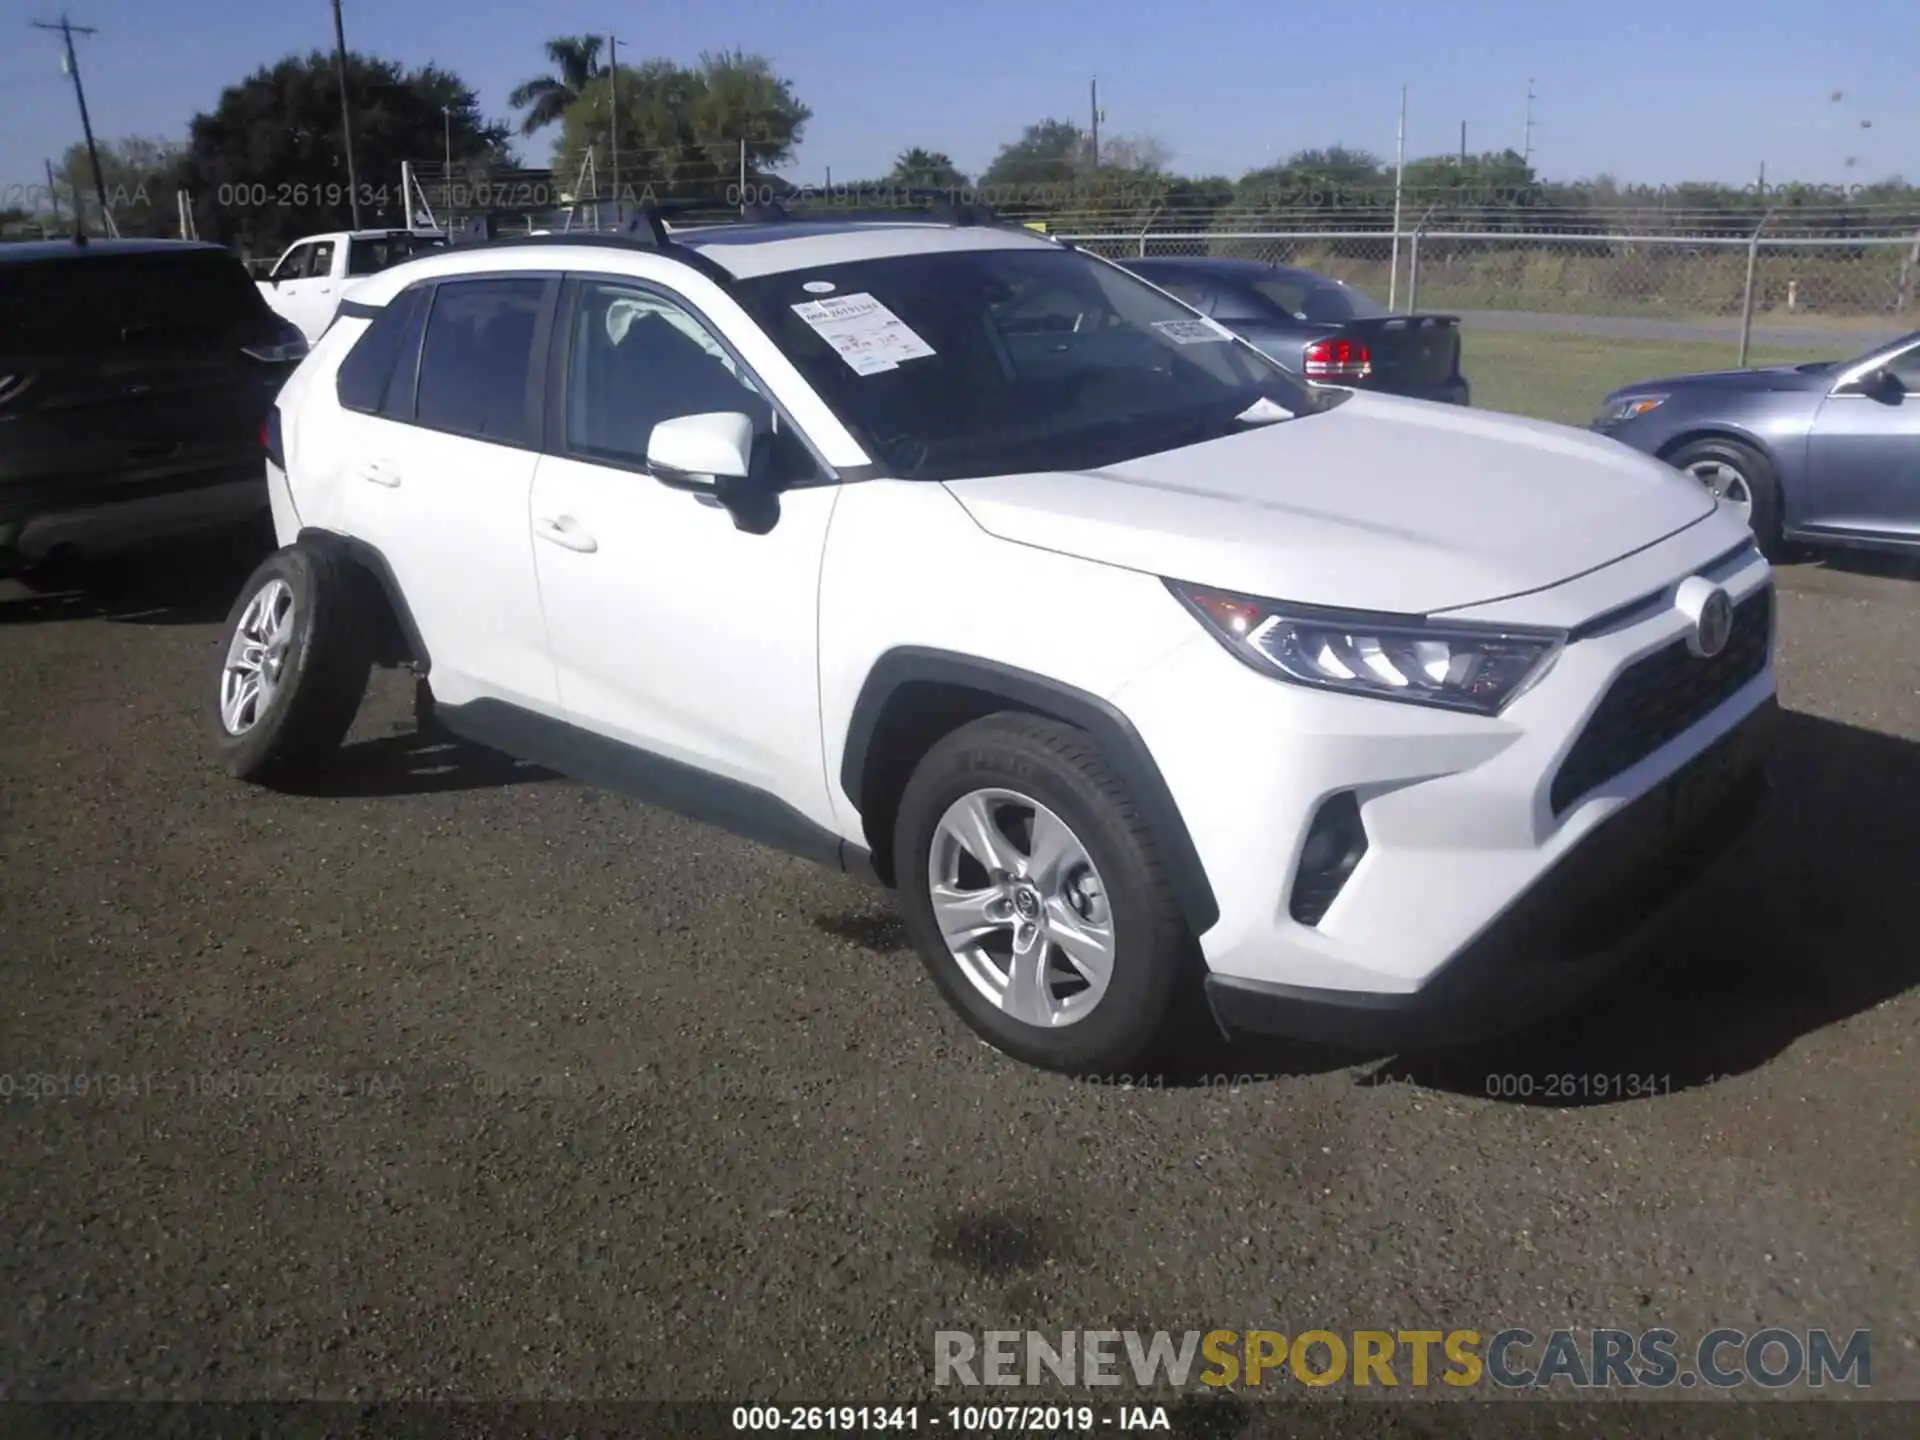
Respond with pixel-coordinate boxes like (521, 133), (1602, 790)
(839, 647), (1220, 937)
(295, 527), (431, 674)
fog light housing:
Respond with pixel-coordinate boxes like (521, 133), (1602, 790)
(1289, 791), (1368, 926)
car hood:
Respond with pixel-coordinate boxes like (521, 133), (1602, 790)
(939, 391), (1716, 615)
(1604, 362), (1837, 402)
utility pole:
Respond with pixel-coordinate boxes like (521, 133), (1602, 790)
(607, 34), (621, 221)
(329, 0), (364, 228)
(1522, 78), (1537, 166)
(1459, 121), (1467, 166)
(442, 105), (453, 179)
(32, 16), (109, 232)
(739, 136), (747, 211)
(1089, 77), (1102, 170)
(1389, 84), (1407, 310)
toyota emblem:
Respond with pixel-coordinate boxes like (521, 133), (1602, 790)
(1673, 576), (1735, 659)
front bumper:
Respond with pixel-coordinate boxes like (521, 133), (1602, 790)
(1103, 517), (1774, 1038)
(1203, 697), (1774, 1049)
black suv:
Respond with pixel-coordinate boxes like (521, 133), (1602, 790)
(0, 238), (307, 578)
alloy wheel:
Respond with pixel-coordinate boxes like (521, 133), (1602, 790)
(925, 788), (1116, 1028)
(1684, 458), (1755, 529)
(219, 578), (295, 736)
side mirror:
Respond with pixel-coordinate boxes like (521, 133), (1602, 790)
(645, 411), (754, 489)
(1850, 365), (1904, 401)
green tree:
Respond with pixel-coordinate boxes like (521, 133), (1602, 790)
(887, 147), (969, 188)
(55, 137), (186, 237)
(980, 119), (1088, 191)
(553, 50), (810, 199)
(176, 51), (511, 255)
(509, 36), (606, 138)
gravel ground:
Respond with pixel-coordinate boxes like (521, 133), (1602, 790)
(1, 531), (1916, 1419)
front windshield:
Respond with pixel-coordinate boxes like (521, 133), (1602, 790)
(731, 245), (1324, 480)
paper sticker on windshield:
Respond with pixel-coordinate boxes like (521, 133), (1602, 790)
(1153, 317), (1233, 345)
(1236, 397), (1294, 423)
(791, 292), (937, 375)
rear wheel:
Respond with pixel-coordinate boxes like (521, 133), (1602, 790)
(1668, 437), (1783, 557)
(211, 544), (375, 784)
(893, 713), (1195, 1075)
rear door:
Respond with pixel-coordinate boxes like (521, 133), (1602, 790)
(0, 248), (288, 513)
(1803, 340), (1920, 540)
(335, 274), (562, 712)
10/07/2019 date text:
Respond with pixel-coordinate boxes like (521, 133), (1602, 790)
(730, 1405), (1172, 1431)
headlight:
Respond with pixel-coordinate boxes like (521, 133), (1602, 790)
(1595, 393), (1666, 425)
(1167, 581), (1564, 716)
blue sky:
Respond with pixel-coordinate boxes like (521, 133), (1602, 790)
(3, 0), (1914, 196)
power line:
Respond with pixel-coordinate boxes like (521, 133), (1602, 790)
(30, 14), (109, 230)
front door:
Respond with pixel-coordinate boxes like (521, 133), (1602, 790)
(1803, 339), (1920, 542)
(526, 276), (840, 825)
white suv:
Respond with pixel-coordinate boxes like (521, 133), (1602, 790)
(214, 205), (1777, 1074)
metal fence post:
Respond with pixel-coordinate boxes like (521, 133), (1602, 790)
(1737, 206), (1778, 368)
(1406, 203), (1437, 313)
(1897, 222), (1920, 313)
(1136, 200), (1161, 257)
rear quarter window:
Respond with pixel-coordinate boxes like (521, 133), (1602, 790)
(335, 287), (428, 416)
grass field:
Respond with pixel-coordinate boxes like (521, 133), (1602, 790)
(1464, 329), (1807, 425)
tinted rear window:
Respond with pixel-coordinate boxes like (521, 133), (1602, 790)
(346, 234), (447, 277)
(0, 250), (271, 356)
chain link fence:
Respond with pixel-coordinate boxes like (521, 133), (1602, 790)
(1056, 207), (1920, 423)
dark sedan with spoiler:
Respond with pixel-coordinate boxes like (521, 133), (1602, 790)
(1117, 256), (1469, 406)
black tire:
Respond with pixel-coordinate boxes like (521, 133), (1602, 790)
(210, 543), (376, 784)
(1666, 437), (1784, 558)
(892, 712), (1197, 1075)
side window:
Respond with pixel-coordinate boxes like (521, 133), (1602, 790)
(1152, 278), (1215, 314)
(414, 278), (547, 446)
(563, 281), (790, 473)
(344, 239), (377, 277)
(307, 241), (335, 279)
(270, 244), (311, 282)
(1208, 282), (1278, 322)
(335, 287), (426, 415)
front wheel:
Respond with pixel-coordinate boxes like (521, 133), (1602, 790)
(892, 713), (1196, 1075)
(211, 544), (375, 784)
(1668, 437), (1783, 558)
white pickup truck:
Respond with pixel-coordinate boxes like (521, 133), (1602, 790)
(256, 229), (447, 344)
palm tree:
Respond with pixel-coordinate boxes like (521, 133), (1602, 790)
(508, 35), (606, 137)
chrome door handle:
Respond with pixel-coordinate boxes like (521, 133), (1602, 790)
(534, 515), (598, 553)
(359, 461), (401, 487)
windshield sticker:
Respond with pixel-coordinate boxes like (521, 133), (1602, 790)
(802, 280), (836, 294)
(1236, 396), (1295, 423)
(1153, 317), (1233, 345)
(791, 292), (937, 375)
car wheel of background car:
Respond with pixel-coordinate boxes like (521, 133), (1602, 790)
(892, 712), (1196, 1075)
(211, 544), (376, 784)
(1668, 437), (1783, 557)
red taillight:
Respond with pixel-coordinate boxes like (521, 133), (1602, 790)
(1303, 338), (1372, 382)
(259, 420), (271, 450)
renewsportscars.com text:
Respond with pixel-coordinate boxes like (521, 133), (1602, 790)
(934, 1328), (1872, 1390)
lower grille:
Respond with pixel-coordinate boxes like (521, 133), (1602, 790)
(1550, 585), (1772, 815)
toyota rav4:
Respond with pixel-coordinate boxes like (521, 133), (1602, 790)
(213, 203), (1777, 1074)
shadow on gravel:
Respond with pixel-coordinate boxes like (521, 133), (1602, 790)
(1796, 547), (1920, 584)
(275, 731), (555, 798)
(1367, 707), (1920, 1105)
(0, 521), (269, 628)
